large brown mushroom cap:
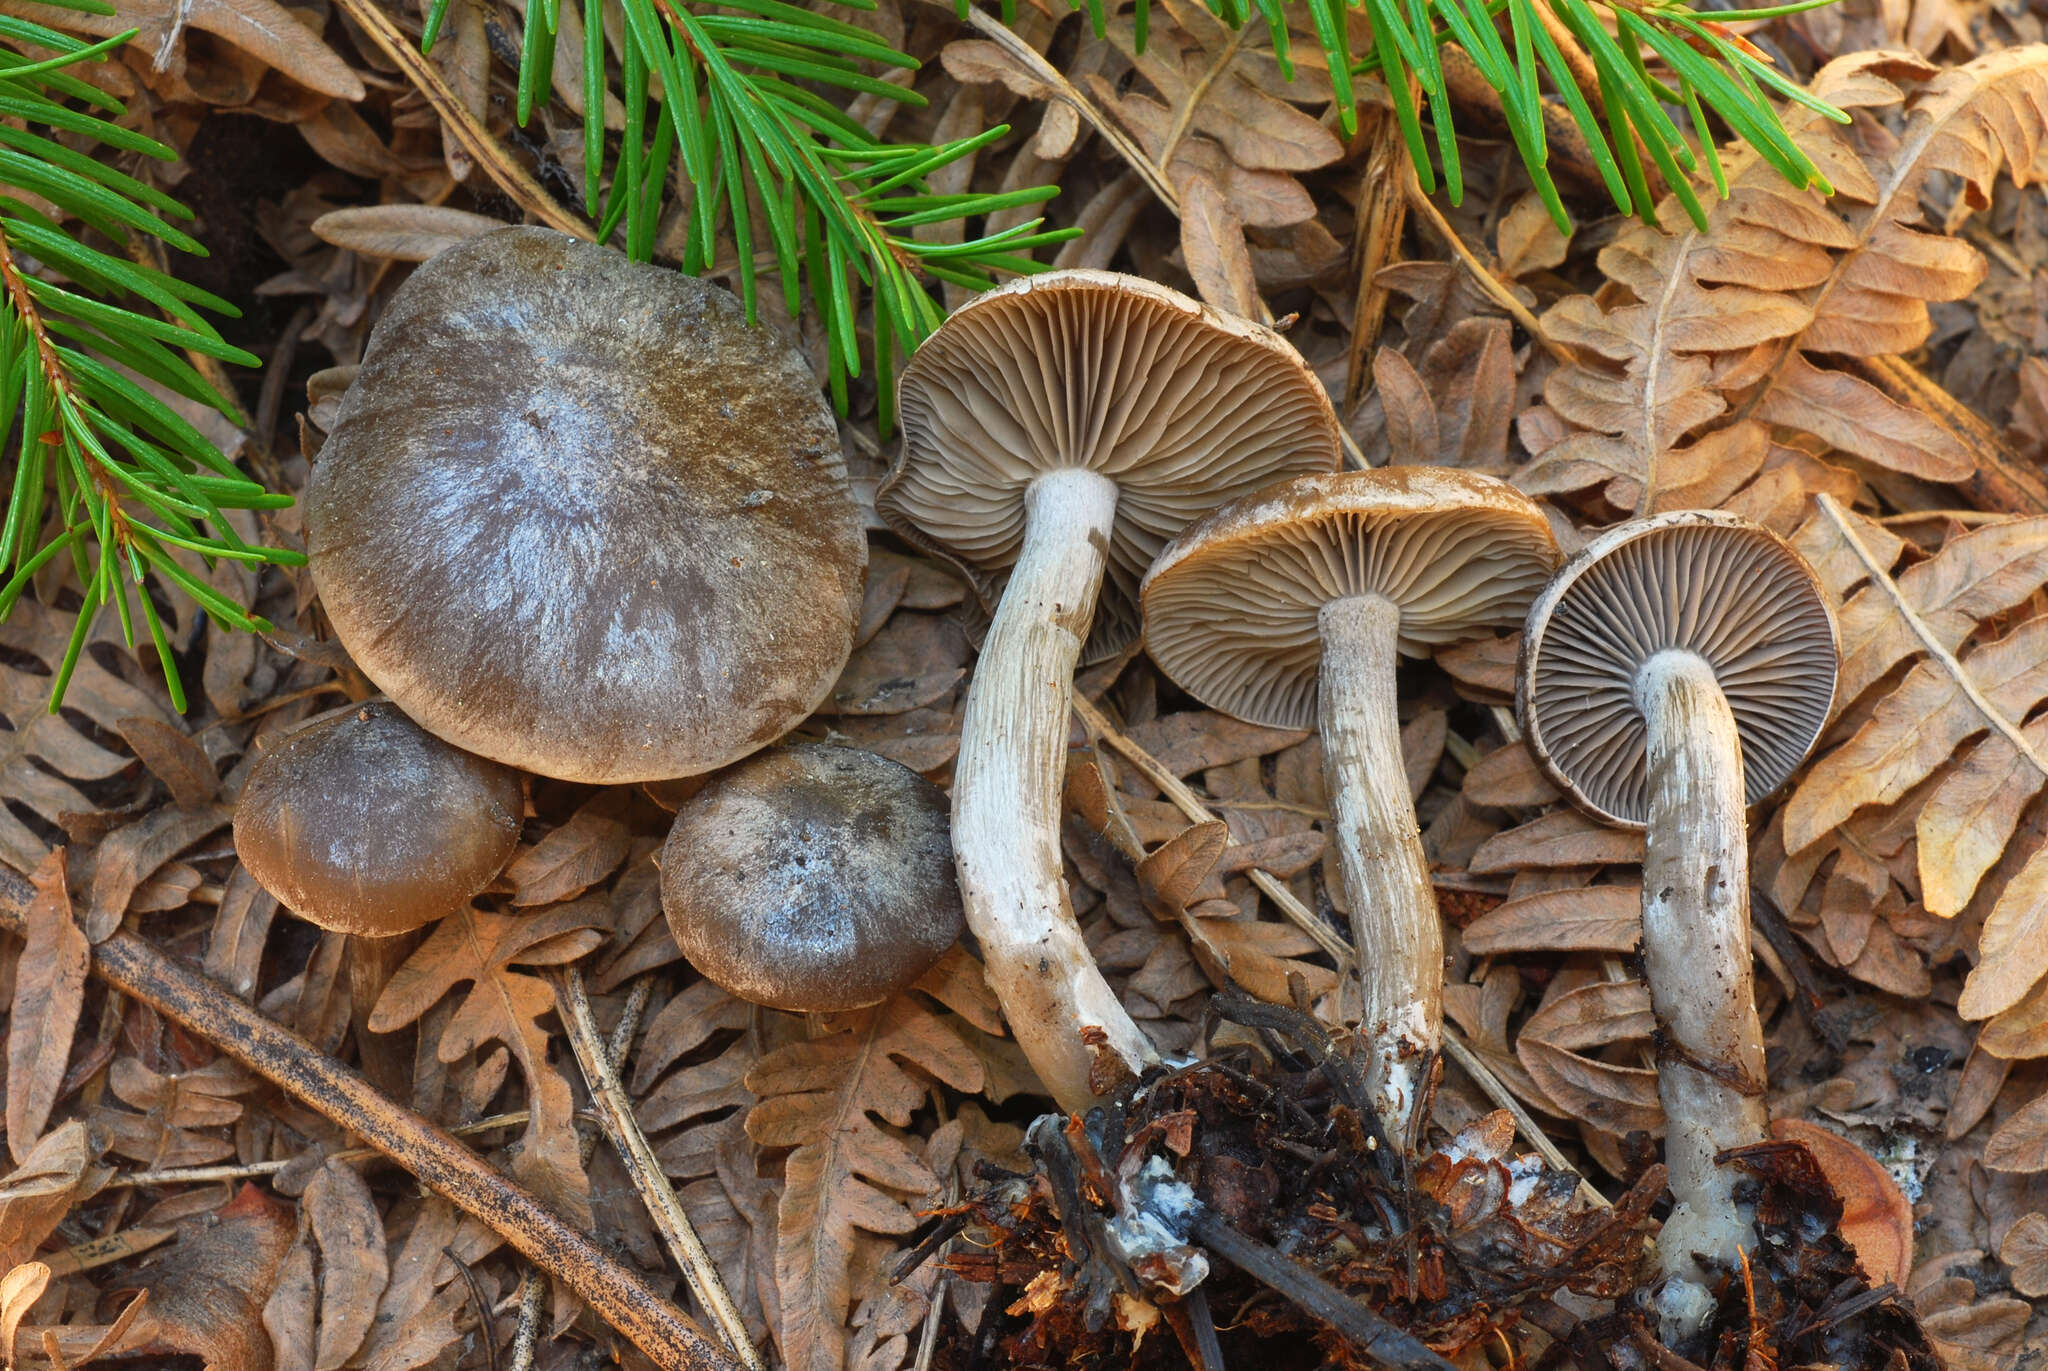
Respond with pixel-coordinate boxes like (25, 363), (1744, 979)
(307, 226), (866, 784)
(1517, 509), (1839, 829)
(876, 269), (1340, 660)
(234, 699), (524, 936)
(1140, 468), (1560, 730)
(660, 745), (963, 1012)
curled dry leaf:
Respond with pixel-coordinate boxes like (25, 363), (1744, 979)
(304, 1160), (388, 1371)
(0, 1124), (100, 1272)
(310, 206), (506, 262)
(7, 851), (87, 1165)
(0, 1262), (45, 1369)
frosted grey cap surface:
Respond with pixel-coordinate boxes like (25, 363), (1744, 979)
(306, 226), (866, 784)
(1517, 509), (1839, 828)
(660, 744), (963, 1012)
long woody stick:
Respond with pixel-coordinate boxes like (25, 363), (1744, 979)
(0, 863), (737, 1371)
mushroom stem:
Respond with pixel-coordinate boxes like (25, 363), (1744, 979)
(953, 466), (1157, 1112)
(1635, 648), (1769, 1332)
(1317, 592), (1441, 1145)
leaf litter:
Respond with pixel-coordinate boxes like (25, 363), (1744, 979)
(5, 0), (2048, 1365)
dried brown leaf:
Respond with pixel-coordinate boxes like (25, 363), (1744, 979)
(744, 996), (982, 1371)
(1463, 885), (1640, 955)
(1179, 174), (1259, 318)
(84, 803), (233, 941)
(304, 1160), (387, 1370)
(310, 206), (503, 262)
(504, 791), (630, 907)
(0, 1123), (98, 1271)
(369, 904), (608, 1222)
(6, 852), (85, 1164)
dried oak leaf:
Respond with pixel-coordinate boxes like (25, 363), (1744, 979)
(1778, 504), (2048, 1018)
(369, 903), (608, 1224)
(7, 851), (87, 1165)
(1524, 46), (2048, 508)
(744, 994), (983, 1371)
(1514, 979), (1661, 1135)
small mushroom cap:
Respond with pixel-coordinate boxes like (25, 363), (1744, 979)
(660, 745), (964, 1012)
(307, 226), (865, 784)
(1140, 468), (1561, 729)
(234, 699), (524, 936)
(876, 269), (1340, 660)
(1516, 509), (1839, 829)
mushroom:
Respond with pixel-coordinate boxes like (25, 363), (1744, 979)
(659, 745), (963, 1013)
(306, 226), (866, 785)
(1515, 509), (1837, 1335)
(1140, 469), (1560, 1145)
(875, 270), (1340, 1112)
(234, 699), (524, 937)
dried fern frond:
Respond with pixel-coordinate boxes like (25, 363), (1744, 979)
(1523, 45), (2048, 512)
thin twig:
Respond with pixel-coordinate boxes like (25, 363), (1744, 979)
(554, 967), (764, 1371)
(329, 0), (591, 238)
(1188, 1213), (1458, 1371)
(0, 865), (738, 1371)
(1401, 168), (1574, 368)
(1072, 694), (1353, 971)
(106, 1110), (550, 1188)
(507, 1272), (547, 1371)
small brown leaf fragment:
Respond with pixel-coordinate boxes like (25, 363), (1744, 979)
(1997, 1210), (2048, 1297)
(7, 851), (87, 1163)
(260, 1242), (315, 1371)
(114, 718), (221, 808)
(85, 803), (234, 941)
(0, 1261), (46, 1369)
(1179, 175), (1259, 318)
(305, 1161), (388, 1370)
(1137, 822), (1228, 920)
(1983, 1085), (2048, 1172)
(503, 790), (630, 906)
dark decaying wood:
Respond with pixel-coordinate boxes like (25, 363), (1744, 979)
(0, 862), (741, 1371)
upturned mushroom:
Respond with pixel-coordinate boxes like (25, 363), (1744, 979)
(1140, 469), (1560, 1146)
(659, 745), (963, 1013)
(234, 699), (524, 937)
(1515, 510), (1838, 1336)
(876, 270), (1340, 1112)
(306, 226), (865, 785)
